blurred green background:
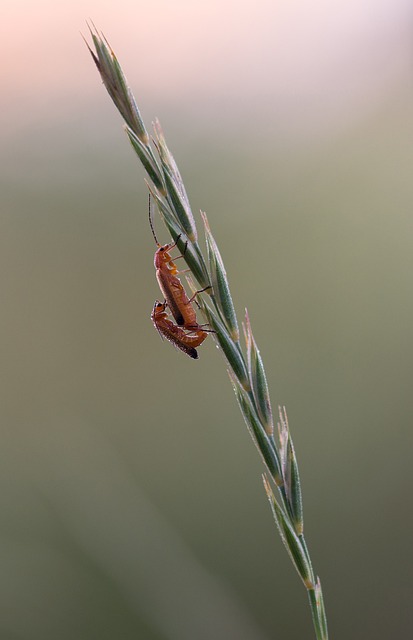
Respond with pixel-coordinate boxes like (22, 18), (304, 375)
(2, 1), (413, 638)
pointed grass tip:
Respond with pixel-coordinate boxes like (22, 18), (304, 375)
(85, 22), (149, 146)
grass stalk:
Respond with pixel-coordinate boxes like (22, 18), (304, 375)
(86, 25), (329, 639)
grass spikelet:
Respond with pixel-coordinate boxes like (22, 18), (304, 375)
(202, 211), (239, 343)
(244, 309), (274, 437)
(278, 406), (303, 535)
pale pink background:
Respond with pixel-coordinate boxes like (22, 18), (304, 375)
(2, 0), (412, 137)
(2, 3), (413, 639)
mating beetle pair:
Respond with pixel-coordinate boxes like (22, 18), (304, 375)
(149, 201), (212, 359)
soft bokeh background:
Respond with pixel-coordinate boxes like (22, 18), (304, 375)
(2, 1), (413, 638)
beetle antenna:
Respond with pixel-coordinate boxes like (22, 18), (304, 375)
(148, 194), (160, 246)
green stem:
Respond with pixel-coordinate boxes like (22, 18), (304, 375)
(307, 587), (327, 640)
(301, 535), (328, 640)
